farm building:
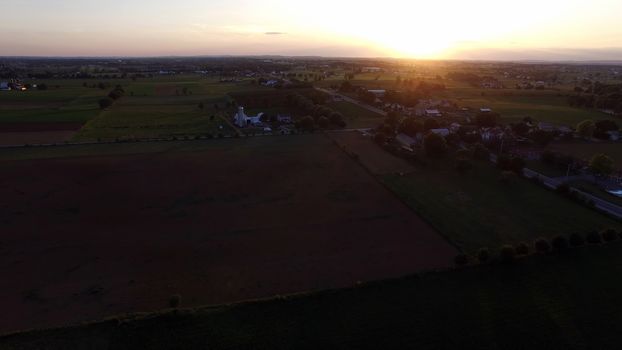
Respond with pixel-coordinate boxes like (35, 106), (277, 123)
(277, 115), (293, 124)
(368, 89), (386, 97)
(430, 129), (450, 137)
(425, 109), (442, 118)
(396, 133), (417, 152)
(362, 67), (383, 73)
(233, 106), (264, 127)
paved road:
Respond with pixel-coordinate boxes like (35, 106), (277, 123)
(315, 88), (388, 117)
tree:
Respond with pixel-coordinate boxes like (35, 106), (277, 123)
(499, 245), (516, 263)
(586, 231), (602, 244)
(399, 118), (422, 137)
(529, 130), (555, 147)
(601, 228), (618, 242)
(374, 132), (388, 145)
(98, 97), (113, 109)
(169, 295), (181, 308)
(472, 143), (490, 161)
(589, 154), (614, 177)
(534, 238), (551, 253)
(454, 254), (469, 267)
(423, 118), (440, 131)
(516, 242), (529, 255)
(576, 120), (596, 139)
(569, 233), (586, 247)
(317, 116), (330, 129)
(423, 132), (447, 157)
(299, 116), (315, 132)
(475, 112), (500, 127)
(551, 235), (569, 250)
(477, 248), (490, 263)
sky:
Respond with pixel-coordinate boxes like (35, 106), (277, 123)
(2, 0), (622, 60)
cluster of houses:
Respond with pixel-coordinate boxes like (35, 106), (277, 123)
(232, 106), (293, 134)
(0, 80), (27, 91)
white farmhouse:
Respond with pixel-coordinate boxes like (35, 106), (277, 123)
(233, 107), (264, 127)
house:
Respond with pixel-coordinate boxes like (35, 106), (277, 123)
(0, 82), (9, 91)
(362, 67), (382, 73)
(277, 115), (293, 124)
(430, 129), (450, 137)
(368, 89), (386, 97)
(607, 130), (621, 141)
(425, 109), (442, 118)
(481, 127), (505, 141)
(396, 133), (417, 152)
(449, 123), (462, 133)
(538, 122), (556, 132)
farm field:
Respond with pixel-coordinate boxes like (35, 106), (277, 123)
(442, 88), (609, 126)
(0, 134), (455, 333)
(0, 80), (111, 144)
(74, 77), (270, 141)
(381, 157), (621, 253)
(5, 243), (622, 349)
(319, 71), (610, 127)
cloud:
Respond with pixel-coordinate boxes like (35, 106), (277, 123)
(265, 32), (286, 35)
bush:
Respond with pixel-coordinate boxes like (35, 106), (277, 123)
(456, 149), (472, 160)
(556, 183), (571, 195)
(499, 171), (517, 186)
(477, 248), (490, 263)
(601, 229), (618, 242)
(98, 97), (114, 110)
(374, 132), (388, 145)
(169, 295), (181, 308)
(454, 254), (469, 266)
(423, 132), (448, 157)
(569, 233), (586, 247)
(472, 143), (490, 161)
(534, 238), (551, 253)
(541, 151), (557, 164)
(317, 116), (330, 129)
(586, 231), (602, 244)
(516, 242), (529, 255)
(456, 159), (473, 174)
(499, 245), (516, 263)
(551, 235), (569, 250)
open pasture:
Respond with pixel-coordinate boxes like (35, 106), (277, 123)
(382, 157), (621, 253)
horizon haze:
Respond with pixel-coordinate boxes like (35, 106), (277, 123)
(2, 0), (622, 61)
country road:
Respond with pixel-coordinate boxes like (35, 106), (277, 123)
(315, 87), (388, 117)
(490, 154), (622, 219)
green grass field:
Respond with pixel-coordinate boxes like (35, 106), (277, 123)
(381, 158), (620, 253)
(0, 80), (109, 124)
(442, 88), (609, 126)
(74, 78), (271, 140)
(549, 141), (622, 168)
(4, 243), (622, 349)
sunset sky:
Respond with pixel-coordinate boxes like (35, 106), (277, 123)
(2, 0), (622, 60)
